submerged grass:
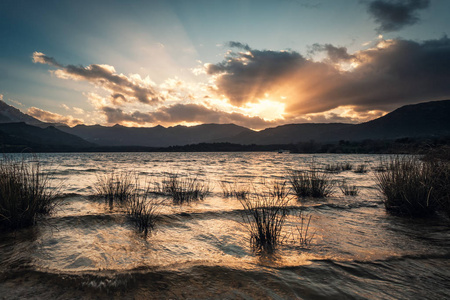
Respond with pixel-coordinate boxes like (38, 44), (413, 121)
(325, 162), (353, 173)
(150, 173), (210, 204)
(127, 192), (160, 237)
(219, 180), (250, 199)
(339, 181), (359, 196)
(375, 157), (437, 217)
(340, 162), (353, 171)
(324, 163), (342, 173)
(288, 166), (333, 199)
(94, 170), (160, 236)
(94, 171), (137, 206)
(239, 182), (290, 254)
(0, 158), (58, 230)
(354, 164), (368, 174)
(294, 210), (315, 247)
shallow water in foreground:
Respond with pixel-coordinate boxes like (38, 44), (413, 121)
(0, 152), (449, 299)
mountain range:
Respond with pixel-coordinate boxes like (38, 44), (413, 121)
(0, 99), (449, 151)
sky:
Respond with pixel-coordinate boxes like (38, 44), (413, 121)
(1, 0), (450, 129)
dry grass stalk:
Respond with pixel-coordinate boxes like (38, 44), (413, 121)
(295, 210), (315, 247)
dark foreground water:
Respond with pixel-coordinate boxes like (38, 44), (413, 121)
(0, 153), (449, 299)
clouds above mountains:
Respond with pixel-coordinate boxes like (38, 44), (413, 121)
(207, 36), (450, 117)
(367, 0), (430, 33)
(33, 52), (163, 105)
(27, 107), (83, 126)
(101, 103), (275, 129)
(31, 34), (450, 129)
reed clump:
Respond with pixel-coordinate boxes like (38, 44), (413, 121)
(239, 182), (290, 253)
(127, 192), (160, 237)
(219, 180), (250, 199)
(0, 159), (57, 230)
(324, 163), (342, 173)
(339, 181), (359, 196)
(340, 162), (353, 171)
(354, 164), (368, 174)
(423, 158), (450, 217)
(151, 174), (210, 204)
(94, 171), (137, 205)
(288, 167), (333, 199)
(325, 162), (353, 173)
(375, 157), (438, 217)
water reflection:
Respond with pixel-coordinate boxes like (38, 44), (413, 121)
(0, 153), (449, 299)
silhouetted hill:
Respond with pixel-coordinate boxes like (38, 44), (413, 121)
(57, 100), (450, 147)
(324, 100), (450, 141)
(220, 123), (353, 145)
(0, 100), (44, 125)
(2, 99), (449, 150)
(0, 122), (94, 152)
(58, 123), (253, 147)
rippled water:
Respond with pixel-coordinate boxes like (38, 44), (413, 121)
(0, 152), (449, 299)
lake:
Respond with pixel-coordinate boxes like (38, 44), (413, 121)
(0, 152), (449, 299)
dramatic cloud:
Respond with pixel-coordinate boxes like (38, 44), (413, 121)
(100, 103), (275, 129)
(32, 52), (163, 105)
(27, 107), (84, 126)
(31, 35), (450, 129)
(206, 45), (307, 106)
(207, 37), (450, 117)
(367, 0), (430, 33)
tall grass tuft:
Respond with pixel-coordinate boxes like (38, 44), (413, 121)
(239, 182), (290, 253)
(94, 171), (137, 206)
(127, 192), (160, 237)
(288, 167), (333, 199)
(375, 157), (437, 217)
(151, 173), (210, 204)
(0, 159), (57, 230)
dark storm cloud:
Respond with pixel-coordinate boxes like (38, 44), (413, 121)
(206, 45), (307, 106)
(208, 37), (450, 115)
(101, 103), (274, 129)
(367, 0), (430, 33)
(32, 52), (163, 105)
